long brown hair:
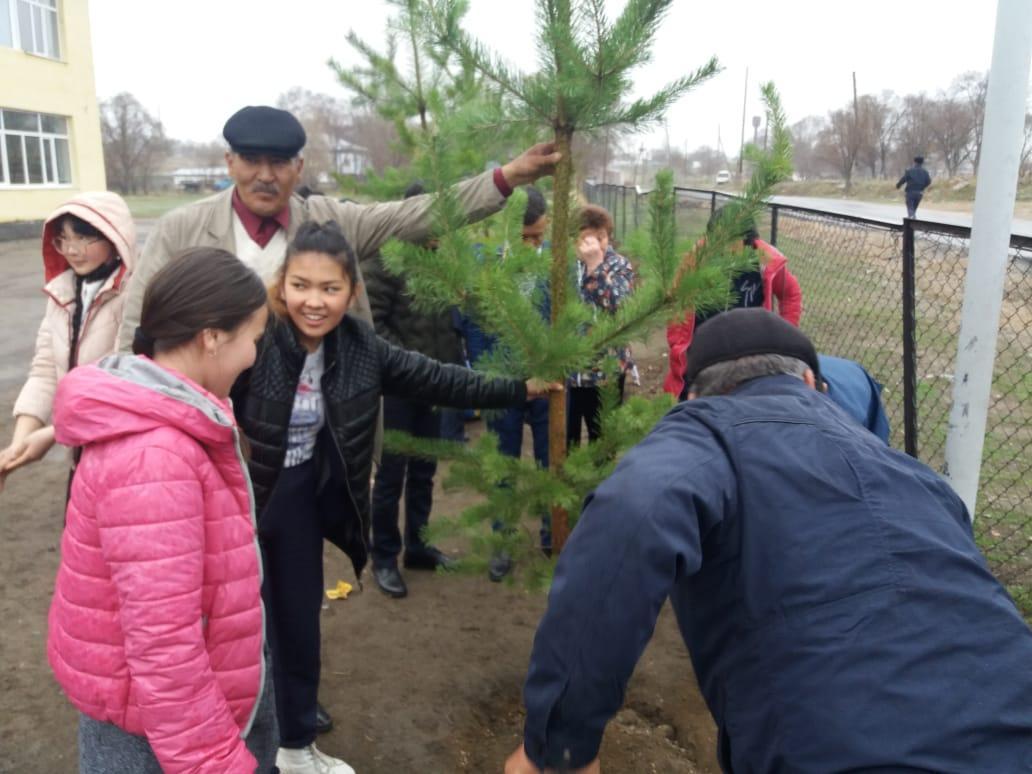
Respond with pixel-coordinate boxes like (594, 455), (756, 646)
(132, 248), (268, 357)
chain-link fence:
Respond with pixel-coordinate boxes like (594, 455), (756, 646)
(906, 223), (1032, 613)
(583, 181), (1032, 614)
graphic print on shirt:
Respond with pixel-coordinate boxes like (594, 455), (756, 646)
(738, 276), (761, 307)
(284, 345), (326, 468)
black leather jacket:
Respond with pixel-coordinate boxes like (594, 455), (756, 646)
(231, 315), (526, 575)
(361, 251), (465, 365)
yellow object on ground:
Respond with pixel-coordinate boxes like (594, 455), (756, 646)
(325, 580), (353, 600)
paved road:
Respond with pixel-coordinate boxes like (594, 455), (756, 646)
(767, 195), (1032, 238)
(0, 237), (49, 394)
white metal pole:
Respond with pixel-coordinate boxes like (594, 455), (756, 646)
(943, 0), (1032, 518)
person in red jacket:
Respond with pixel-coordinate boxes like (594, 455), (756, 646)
(664, 208), (802, 398)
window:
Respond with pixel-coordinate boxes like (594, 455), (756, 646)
(0, 108), (71, 186)
(1, 0), (59, 58)
(0, 1), (12, 47)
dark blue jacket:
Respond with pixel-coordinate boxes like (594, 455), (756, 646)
(523, 375), (1032, 772)
(896, 165), (932, 194)
(458, 241), (551, 367)
(818, 354), (890, 442)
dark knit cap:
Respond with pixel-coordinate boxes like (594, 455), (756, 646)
(685, 308), (821, 388)
(223, 106), (306, 157)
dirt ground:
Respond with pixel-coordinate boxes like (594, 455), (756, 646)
(0, 234), (718, 773)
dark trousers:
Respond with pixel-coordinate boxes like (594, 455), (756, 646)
(567, 387), (604, 447)
(370, 396), (442, 567)
(906, 193), (923, 218)
(259, 459), (331, 750)
(488, 398), (551, 548)
(567, 375), (626, 448)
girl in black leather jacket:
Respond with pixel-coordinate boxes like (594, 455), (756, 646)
(231, 220), (552, 770)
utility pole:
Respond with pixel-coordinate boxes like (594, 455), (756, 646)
(850, 71), (860, 191)
(852, 72), (859, 122)
(737, 67), (748, 176)
(943, 0), (1032, 517)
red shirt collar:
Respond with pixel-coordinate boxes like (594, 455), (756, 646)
(232, 188), (291, 248)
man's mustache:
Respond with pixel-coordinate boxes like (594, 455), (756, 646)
(251, 183), (279, 195)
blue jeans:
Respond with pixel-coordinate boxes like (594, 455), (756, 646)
(488, 398), (551, 549)
(78, 652), (278, 772)
(439, 408), (469, 442)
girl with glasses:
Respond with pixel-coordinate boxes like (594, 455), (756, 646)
(0, 192), (137, 493)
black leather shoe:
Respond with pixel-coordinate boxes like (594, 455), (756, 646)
(315, 702), (333, 735)
(373, 564), (408, 598)
(488, 552), (513, 583)
(403, 545), (456, 571)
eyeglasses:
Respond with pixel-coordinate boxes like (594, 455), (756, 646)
(52, 235), (104, 255)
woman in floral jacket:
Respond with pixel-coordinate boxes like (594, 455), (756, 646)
(567, 205), (635, 446)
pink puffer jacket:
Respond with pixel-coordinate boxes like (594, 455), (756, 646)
(49, 355), (264, 774)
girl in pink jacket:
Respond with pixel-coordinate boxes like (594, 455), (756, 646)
(0, 192), (137, 492)
(48, 248), (275, 773)
(664, 209), (802, 398)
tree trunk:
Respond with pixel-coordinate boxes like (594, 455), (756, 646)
(549, 127), (575, 552)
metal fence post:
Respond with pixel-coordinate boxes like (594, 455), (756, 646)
(770, 205), (779, 246)
(634, 190), (641, 230)
(710, 190), (717, 216)
(622, 187), (628, 238)
(902, 220), (919, 459)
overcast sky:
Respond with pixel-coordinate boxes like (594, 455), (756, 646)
(88, 0), (1011, 153)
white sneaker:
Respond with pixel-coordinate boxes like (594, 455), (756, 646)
(276, 744), (357, 774)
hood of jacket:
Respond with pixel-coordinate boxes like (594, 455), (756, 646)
(54, 354), (235, 450)
(753, 238), (787, 276)
(42, 191), (138, 284)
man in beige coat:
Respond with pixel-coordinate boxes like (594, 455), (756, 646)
(113, 105), (558, 758)
(117, 105), (559, 350)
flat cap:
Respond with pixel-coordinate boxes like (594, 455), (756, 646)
(685, 308), (821, 389)
(223, 105), (306, 157)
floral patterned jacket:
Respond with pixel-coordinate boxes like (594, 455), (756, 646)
(569, 246), (636, 387)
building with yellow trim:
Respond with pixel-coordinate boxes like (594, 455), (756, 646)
(0, 0), (105, 223)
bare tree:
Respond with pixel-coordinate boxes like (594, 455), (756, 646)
(173, 139), (225, 169)
(685, 144), (727, 177)
(893, 94), (936, 175)
(952, 72), (988, 173)
(790, 116), (827, 179)
(276, 88), (353, 186)
(344, 109), (408, 172)
(574, 132), (628, 181)
(817, 108), (860, 188)
(856, 93), (901, 178)
(928, 95), (974, 177)
(100, 93), (171, 194)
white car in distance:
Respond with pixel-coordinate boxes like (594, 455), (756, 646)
(715, 170), (731, 185)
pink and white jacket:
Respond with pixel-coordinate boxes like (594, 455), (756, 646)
(14, 191), (137, 424)
(664, 238), (802, 397)
(49, 355), (264, 774)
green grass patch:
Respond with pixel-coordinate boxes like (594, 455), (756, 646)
(123, 192), (209, 219)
